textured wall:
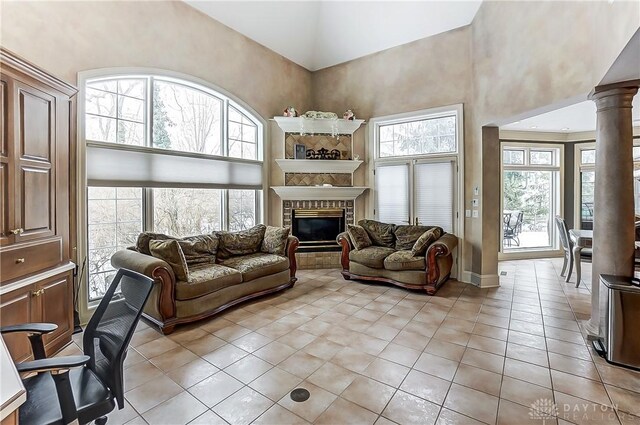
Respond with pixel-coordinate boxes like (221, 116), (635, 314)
(0, 0), (312, 120)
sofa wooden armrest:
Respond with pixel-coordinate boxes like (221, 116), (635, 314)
(285, 236), (300, 281)
(111, 249), (177, 324)
(337, 232), (353, 271)
(426, 233), (458, 286)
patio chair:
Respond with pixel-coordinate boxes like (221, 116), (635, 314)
(504, 211), (524, 247)
(555, 216), (591, 287)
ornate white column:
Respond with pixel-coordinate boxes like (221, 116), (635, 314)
(586, 83), (638, 337)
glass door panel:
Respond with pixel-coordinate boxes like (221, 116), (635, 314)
(580, 170), (594, 230)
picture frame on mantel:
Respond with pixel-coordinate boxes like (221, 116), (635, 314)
(294, 144), (306, 159)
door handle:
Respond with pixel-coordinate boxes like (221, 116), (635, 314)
(15, 258), (25, 264)
(9, 228), (24, 235)
(31, 289), (45, 297)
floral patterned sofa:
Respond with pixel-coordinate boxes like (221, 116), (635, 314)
(337, 220), (457, 294)
(111, 225), (298, 334)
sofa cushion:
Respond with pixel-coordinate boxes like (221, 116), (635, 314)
(347, 224), (372, 250)
(349, 246), (396, 269)
(394, 225), (436, 250)
(358, 219), (396, 248)
(221, 253), (289, 281)
(412, 227), (444, 256)
(149, 239), (189, 281)
(261, 226), (290, 256)
(384, 250), (426, 271)
(175, 264), (242, 300)
(136, 232), (176, 255)
(178, 235), (218, 266)
(217, 224), (267, 259)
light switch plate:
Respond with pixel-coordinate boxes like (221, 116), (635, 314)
(472, 198), (479, 207)
(465, 209), (471, 218)
(474, 186), (479, 196)
(472, 210), (479, 218)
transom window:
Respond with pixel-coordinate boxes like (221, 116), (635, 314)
(83, 72), (263, 301)
(378, 114), (457, 158)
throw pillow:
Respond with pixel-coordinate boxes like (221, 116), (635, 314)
(217, 224), (267, 259)
(347, 224), (372, 250)
(359, 219), (396, 248)
(411, 227), (444, 256)
(136, 232), (175, 255)
(149, 239), (189, 281)
(394, 225), (432, 250)
(261, 226), (290, 256)
(178, 235), (219, 266)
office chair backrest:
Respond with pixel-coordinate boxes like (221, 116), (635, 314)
(555, 215), (572, 253)
(83, 269), (154, 409)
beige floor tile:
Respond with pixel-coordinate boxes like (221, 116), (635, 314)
(213, 386), (273, 425)
(232, 332), (273, 353)
(365, 322), (402, 341)
(443, 383), (499, 424)
(363, 358), (410, 388)
(424, 339), (466, 362)
(382, 390), (441, 425)
(453, 363), (502, 397)
(184, 334), (227, 357)
(414, 352), (459, 381)
(168, 327), (210, 345)
(213, 323), (253, 342)
(253, 404), (310, 425)
(467, 334), (507, 356)
(352, 333), (390, 356)
(441, 317), (476, 333)
(400, 369), (451, 405)
(276, 329), (317, 349)
(554, 391), (620, 425)
(504, 357), (552, 388)
(605, 385), (640, 417)
(301, 337), (344, 360)
(436, 408), (486, 425)
(461, 347), (504, 374)
(136, 337), (180, 359)
(188, 410), (230, 425)
(249, 367), (303, 401)
(202, 344), (249, 369)
(598, 363), (640, 393)
(315, 397), (378, 425)
(105, 400), (138, 425)
(253, 341), (297, 365)
(551, 370), (610, 406)
(392, 329), (430, 351)
(546, 339), (591, 361)
(498, 399), (558, 425)
(124, 349), (147, 370)
(125, 375), (184, 414)
(166, 358), (219, 389)
(142, 391), (207, 425)
(472, 323), (509, 341)
(188, 371), (244, 407)
(279, 351), (325, 379)
(277, 381), (337, 422)
(433, 327), (472, 347)
(500, 376), (554, 408)
(149, 346), (200, 372)
(342, 376), (396, 414)
(506, 342), (549, 367)
(124, 361), (164, 391)
(378, 342), (421, 367)
(508, 330), (547, 350)
(307, 362), (357, 394)
(224, 354), (272, 384)
(331, 346), (376, 373)
(130, 328), (163, 348)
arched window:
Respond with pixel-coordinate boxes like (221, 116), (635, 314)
(81, 71), (264, 301)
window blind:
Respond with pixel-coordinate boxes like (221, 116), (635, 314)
(415, 161), (454, 232)
(86, 143), (263, 189)
(375, 164), (410, 224)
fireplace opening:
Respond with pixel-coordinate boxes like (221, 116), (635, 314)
(292, 208), (345, 252)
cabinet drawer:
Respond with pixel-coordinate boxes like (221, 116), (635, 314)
(0, 238), (62, 283)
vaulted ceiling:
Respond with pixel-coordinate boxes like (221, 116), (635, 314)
(185, 1), (483, 71)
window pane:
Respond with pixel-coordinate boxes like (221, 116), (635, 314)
(87, 187), (143, 301)
(375, 164), (409, 224)
(503, 150), (524, 165)
(228, 106), (258, 160)
(118, 79), (145, 99)
(118, 96), (145, 122)
(530, 150), (553, 165)
(153, 188), (222, 236)
(581, 149), (595, 164)
(581, 171), (594, 230)
(228, 190), (257, 231)
(415, 161), (454, 232)
(378, 115), (456, 158)
(117, 121), (144, 146)
(87, 79), (117, 93)
(86, 115), (117, 143)
(152, 80), (222, 155)
(633, 146), (640, 161)
(86, 88), (116, 117)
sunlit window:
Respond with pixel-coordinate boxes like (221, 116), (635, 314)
(378, 115), (456, 157)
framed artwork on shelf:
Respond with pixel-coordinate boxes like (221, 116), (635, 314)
(294, 144), (306, 159)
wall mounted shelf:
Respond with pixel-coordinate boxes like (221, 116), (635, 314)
(271, 186), (368, 201)
(273, 117), (365, 135)
(275, 159), (363, 174)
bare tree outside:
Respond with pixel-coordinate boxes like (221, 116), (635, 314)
(379, 115), (456, 157)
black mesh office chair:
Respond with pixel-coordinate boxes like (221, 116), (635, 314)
(0, 269), (154, 425)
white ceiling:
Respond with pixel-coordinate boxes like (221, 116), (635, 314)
(501, 97), (640, 134)
(186, 1), (483, 71)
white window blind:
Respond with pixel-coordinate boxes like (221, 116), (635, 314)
(415, 161), (454, 232)
(375, 164), (410, 224)
(86, 143), (263, 189)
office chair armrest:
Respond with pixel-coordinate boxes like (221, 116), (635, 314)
(0, 323), (58, 334)
(1, 323), (58, 359)
(16, 355), (90, 374)
(17, 355), (89, 425)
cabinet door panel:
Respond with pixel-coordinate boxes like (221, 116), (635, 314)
(19, 89), (52, 161)
(39, 273), (73, 353)
(0, 78), (11, 247)
(0, 286), (34, 362)
(21, 166), (51, 234)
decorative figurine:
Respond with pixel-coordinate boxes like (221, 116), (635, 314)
(343, 109), (355, 120)
(283, 106), (298, 117)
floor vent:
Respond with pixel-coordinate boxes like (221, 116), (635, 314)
(290, 388), (310, 402)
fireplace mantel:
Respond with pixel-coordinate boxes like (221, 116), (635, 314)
(271, 186), (368, 201)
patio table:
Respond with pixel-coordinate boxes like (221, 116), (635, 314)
(569, 229), (592, 285)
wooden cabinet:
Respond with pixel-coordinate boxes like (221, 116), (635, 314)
(0, 49), (76, 361)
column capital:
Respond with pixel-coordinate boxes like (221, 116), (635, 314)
(589, 86), (638, 111)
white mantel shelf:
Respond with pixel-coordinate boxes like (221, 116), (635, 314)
(273, 117), (365, 135)
(275, 159), (363, 174)
(271, 186), (368, 201)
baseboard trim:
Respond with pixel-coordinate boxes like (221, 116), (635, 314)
(461, 271), (500, 288)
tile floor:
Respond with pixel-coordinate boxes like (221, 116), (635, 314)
(59, 258), (640, 425)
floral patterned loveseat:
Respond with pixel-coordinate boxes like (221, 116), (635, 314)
(111, 225), (298, 334)
(337, 220), (457, 295)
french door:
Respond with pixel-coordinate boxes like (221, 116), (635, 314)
(374, 159), (456, 233)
